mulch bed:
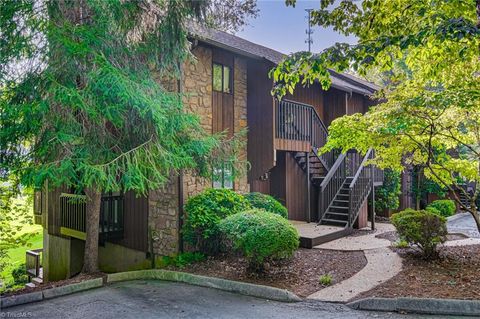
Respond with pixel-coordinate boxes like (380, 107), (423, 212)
(1, 273), (105, 297)
(356, 245), (480, 301)
(169, 248), (367, 297)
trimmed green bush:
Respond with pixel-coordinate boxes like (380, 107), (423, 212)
(219, 209), (299, 272)
(391, 209), (447, 258)
(427, 199), (456, 218)
(243, 192), (287, 218)
(182, 188), (250, 254)
(11, 263), (28, 286)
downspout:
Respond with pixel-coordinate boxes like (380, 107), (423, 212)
(177, 62), (185, 253)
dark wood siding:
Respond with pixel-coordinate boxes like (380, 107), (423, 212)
(286, 83), (325, 121)
(247, 59), (276, 182)
(285, 152), (309, 221)
(323, 88), (347, 127)
(347, 92), (365, 115)
(111, 191), (149, 252)
(212, 49), (234, 136)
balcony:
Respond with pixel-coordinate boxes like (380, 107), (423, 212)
(59, 193), (124, 242)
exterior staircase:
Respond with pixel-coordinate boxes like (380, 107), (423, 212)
(293, 150), (327, 186)
(319, 177), (353, 227)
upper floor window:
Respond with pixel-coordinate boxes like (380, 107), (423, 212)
(213, 63), (232, 94)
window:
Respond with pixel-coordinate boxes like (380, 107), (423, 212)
(213, 163), (233, 189)
(212, 63), (232, 94)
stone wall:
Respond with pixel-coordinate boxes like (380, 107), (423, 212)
(181, 46), (212, 199)
(148, 45), (250, 256)
(148, 177), (179, 256)
(233, 57), (249, 193)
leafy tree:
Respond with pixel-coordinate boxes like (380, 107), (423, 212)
(272, 0), (480, 230)
(203, 0), (258, 33)
(0, 0), (247, 274)
(374, 169), (401, 214)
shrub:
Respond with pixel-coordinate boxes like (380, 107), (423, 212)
(157, 252), (205, 268)
(11, 263), (28, 286)
(393, 239), (409, 249)
(219, 209), (299, 272)
(427, 200), (456, 218)
(243, 192), (287, 218)
(390, 209), (447, 258)
(319, 274), (333, 286)
(182, 188), (250, 254)
(375, 169), (401, 213)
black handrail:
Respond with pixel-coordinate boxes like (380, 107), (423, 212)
(275, 99), (334, 170)
(60, 193), (124, 241)
(319, 153), (347, 222)
(348, 149), (374, 227)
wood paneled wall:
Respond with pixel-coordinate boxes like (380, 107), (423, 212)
(111, 191), (149, 252)
(285, 83), (325, 120)
(347, 92), (365, 115)
(323, 87), (347, 127)
(247, 59), (276, 181)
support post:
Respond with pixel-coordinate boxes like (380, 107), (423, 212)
(306, 151), (311, 223)
(371, 165), (375, 230)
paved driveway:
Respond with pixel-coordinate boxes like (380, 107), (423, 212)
(2, 281), (460, 319)
(448, 212), (480, 238)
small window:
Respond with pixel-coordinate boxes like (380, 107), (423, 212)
(212, 63), (232, 94)
(213, 163), (233, 189)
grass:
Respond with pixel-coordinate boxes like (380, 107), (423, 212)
(1, 196), (43, 290)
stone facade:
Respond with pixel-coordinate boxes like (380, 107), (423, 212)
(148, 177), (179, 256)
(233, 57), (249, 193)
(148, 45), (250, 256)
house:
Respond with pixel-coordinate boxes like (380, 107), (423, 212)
(30, 26), (383, 283)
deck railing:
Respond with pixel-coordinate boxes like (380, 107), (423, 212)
(275, 99), (335, 170)
(348, 149), (374, 227)
(319, 153), (347, 221)
(26, 248), (42, 279)
(60, 193), (124, 241)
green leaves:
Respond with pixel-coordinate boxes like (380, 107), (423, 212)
(0, 0), (227, 197)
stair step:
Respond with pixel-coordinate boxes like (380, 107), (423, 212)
(321, 219), (348, 226)
(32, 277), (43, 285)
(25, 282), (36, 288)
(325, 211), (349, 218)
(330, 205), (348, 210)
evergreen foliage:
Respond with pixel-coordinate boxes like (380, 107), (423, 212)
(243, 192), (287, 218)
(219, 209), (299, 272)
(182, 188), (250, 254)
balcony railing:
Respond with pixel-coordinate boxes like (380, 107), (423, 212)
(275, 99), (335, 170)
(60, 193), (124, 242)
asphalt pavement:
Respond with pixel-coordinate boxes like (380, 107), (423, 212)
(2, 280), (463, 319)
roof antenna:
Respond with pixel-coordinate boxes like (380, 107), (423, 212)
(305, 8), (314, 52)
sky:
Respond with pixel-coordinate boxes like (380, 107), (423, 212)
(237, 0), (356, 54)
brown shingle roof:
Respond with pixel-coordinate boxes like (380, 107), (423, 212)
(189, 24), (379, 95)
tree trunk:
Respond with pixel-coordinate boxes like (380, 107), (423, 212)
(82, 187), (101, 273)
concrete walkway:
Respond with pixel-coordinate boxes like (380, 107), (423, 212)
(314, 222), (395, 251)
(309, 247), (402, 302)
(447, 212), (480, 238)
(309, 223), (402, 302)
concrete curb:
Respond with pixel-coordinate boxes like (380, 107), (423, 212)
(42, 278), (103, 300)
(1, 291), (43, 309)
(1, 278), (104, 309)
(107, 269), (302, 303)
(348, 297), (480, 317)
